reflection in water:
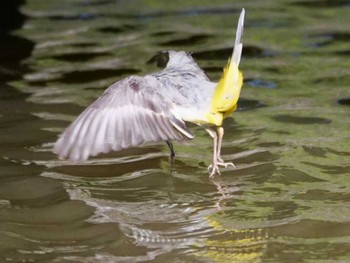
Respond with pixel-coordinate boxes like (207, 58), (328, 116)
(193, 228), (268, 263)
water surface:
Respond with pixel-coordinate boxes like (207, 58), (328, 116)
(1, 0), (350, 262)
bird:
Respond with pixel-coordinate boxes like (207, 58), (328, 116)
(54, 9), (245, 177)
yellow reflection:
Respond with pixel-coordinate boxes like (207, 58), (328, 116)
(192, 177), (269, 263)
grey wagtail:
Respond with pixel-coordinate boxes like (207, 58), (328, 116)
(54, 9), (245, 177)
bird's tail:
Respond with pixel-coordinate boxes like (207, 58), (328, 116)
(232, 8), (245, 66)
(211, 9), (245, 114)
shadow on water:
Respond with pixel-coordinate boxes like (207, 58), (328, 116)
(338, 98), (350, 106)
(0, 0), (34, 81)
(292, 0), (350, 7)
(271, 115), (332, 125)
(193, 45), (276, 60)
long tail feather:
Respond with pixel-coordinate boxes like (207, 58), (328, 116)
(232, 8), (245, 66)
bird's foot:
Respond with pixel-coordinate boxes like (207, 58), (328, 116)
(217, 157), (235, 168)
(208, 163), (221, 178)
(208, 160), (235, 177)
(217, 161), (235, 169)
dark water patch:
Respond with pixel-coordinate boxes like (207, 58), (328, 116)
(98, 24), (139, 34)
(0, 175), (67, 208)
(244, 45), (276, 57)
(78, 0), (115, 7)
(1, 221), (128, 261)
(202, 66), (222, 73)
(48, 13), (98, 21)
(39, 102), (83, 116)
(258, 142), (285, 148)
(0, 95), (40, 128)
(303, 146), (328, 158)
(264, 66), (282, 73)
(113, 6), (240, 19)
(151, 31), (176, 37)
(305, 39), (334, 48)
(320, 32), (350, 41)
(236, 151), (277, 165)
(52, 51), (113, 62)
(233, 163), (277, 185)
(272, 115), (331, 125)
(335, 50), (350, 55)
(0, 34), (34, 81)
(307, 31), (350, 48)
(0, 35), (34, 64)
(0, 157), (43, 178)
(0, 1), (33, 81)
(68, 42), (98, 48)
(98, 26), (122, 34)
(302, 162), (350, 175)
(160, 34), (211, 47)
(237, 98), (266, 111)
(0, 84), (29, 100)
(295, 189), (350, 202)
(0, 0), (26, 32)
(193, 48), (231, 60)
(272, 130), (291, 135)
(337, 98), (350, 106)
(314, 74), (350, 85)
(51, 147), (163, 178)
(326, 147), (350, 156)
(53, 160), (159, 178)
(257, 201), (300, 221)
(272, 168), (325, 185)
(0, 189), (93, 223)
(292, 0), (350, 8)
(57, 68), (140, 84)
(246, 78), (277, 89)
(194, 45), (274, 60)
(248, 18), (286, 29)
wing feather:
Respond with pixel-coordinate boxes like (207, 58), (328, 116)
(54, 75), (194, 161)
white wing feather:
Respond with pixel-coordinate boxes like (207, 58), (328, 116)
(54, 75), (193, 161)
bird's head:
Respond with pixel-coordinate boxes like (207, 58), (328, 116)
(148, 50), (196, 68)
(166, 50), (195, 67)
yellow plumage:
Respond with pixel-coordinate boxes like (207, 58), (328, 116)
(205, 58), (243, 126)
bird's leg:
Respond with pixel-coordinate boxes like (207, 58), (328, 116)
(166, 141), (175, 164)
(216, 126), (235, 168)
(205, 128), (221, 177)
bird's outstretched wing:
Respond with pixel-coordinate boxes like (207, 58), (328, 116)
(54, 75), (194, 161)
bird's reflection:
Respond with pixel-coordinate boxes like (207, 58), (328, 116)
(210, 174), (234, 210)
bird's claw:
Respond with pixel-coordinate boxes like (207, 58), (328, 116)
(217, 161), (235, 168)
(208, 161), (235, 177)
(208, 164), (221, 178)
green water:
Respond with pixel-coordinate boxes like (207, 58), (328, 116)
(1, 0), (350, 262)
